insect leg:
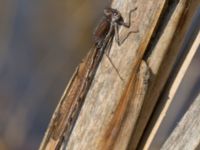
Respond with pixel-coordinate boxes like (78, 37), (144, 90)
(105, 52), (124, 81)
(114, 23), (120, 46)
(99, 24), (123, 81)
(114, 23), (138, 46)
(119, 7), (138, 28)
(115, 7), (139, 46)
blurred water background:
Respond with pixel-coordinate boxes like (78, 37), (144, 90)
(0, 0), (107, 149)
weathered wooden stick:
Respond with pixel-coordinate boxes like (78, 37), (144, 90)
(161, 92), (200, 150)
(141, 14), (200, 150)
(128, 0), (198, 149)
(39, 0), (181, 149)
(64, 0), (166, 149)
(131, 0), (200, 149)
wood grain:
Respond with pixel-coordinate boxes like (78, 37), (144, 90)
(142, 14), (200, 149)
(161, 93), (200, 150)
(128, 0), (196, 149)
(130, 0), (200, 149)
(98, 60), (149, 150)
(39, 0), (171, 149)
(40, 48), (99, 149)
(65, 0), (166, 149)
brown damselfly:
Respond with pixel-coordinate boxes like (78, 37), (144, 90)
(40, 7), (138, 150)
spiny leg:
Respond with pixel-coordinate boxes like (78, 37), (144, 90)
(100, 24), (124, 81)
(105, 52), (124, 81)
(115, 25), (138, 46)
(104, 38), (123, 81)
(115, 7), (139, 46)
(118, 7), (138, 28)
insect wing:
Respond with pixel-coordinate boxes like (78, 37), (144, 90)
(93, 18), (110, 47)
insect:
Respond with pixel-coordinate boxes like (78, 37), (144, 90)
(40, 7), (138, 150)
(94, 7), (138, 49)
(92, 7), (138, 79)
